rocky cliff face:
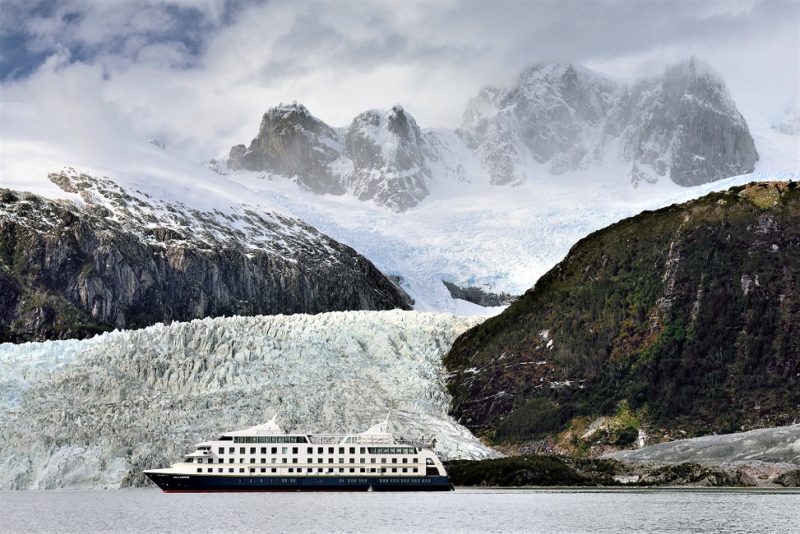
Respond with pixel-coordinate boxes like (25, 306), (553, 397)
(445, 182), (799, 443)
(619, 57), (758, 186)
(0, 172), (411, 342)
(228, 103), (347, 195)
(460, 58), (758, 187)
(0, 311), (494, 489)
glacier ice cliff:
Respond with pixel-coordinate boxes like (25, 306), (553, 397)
(0, 310), (496, 489)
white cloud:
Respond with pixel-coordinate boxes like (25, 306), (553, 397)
(1, 0), (798, 163)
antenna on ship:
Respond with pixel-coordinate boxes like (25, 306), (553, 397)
(384, 409), (392, 433)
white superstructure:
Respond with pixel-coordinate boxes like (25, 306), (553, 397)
(144, 416), (450, 491)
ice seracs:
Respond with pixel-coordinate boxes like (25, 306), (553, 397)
(0, 310), (497, 489)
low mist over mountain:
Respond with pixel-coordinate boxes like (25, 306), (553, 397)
(225, 58), (758, 211)
(445, 182), (799, 445)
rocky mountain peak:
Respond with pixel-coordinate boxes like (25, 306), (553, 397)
(227, 102), (345, 195)
(345, 105), (430, 211)
(461, 56), (757, 187)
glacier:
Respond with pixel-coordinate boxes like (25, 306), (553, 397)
(0, 310), (498, 489)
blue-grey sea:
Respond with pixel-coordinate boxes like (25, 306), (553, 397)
(1, 488), (798, 533)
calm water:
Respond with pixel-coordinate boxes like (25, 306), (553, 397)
(1, 488), (798, 533)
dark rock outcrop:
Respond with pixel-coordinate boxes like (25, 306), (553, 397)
(445, 182), (800, 442)
(0, 173), (411, 342)
(775, 469), (800, 487)
(442, 280), (516, 307)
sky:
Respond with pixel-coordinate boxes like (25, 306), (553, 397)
(0, 0), (798, 160)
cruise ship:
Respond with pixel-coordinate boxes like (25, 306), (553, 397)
(144, 417), (453, 492)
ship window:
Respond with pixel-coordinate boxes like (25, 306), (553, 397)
(413, 458), (417, 463)
(250, 458), (255, 463)
(228, 459), (233, 463)
(328, 468), (334, 473)
(261, 468), (266, 473)
(229, 468), (234, 473)
(349, 458), (355, 463)
(271, 468), (277, 473)
(250, 468), (255, 473)
(187, 458), (193, 463)
(288, 468), (293, 473)
(197, 468), (202, 473)
(261, 447), (266, 454)
(197, 458), (203, 464)
(338, 447), (344, 454)
(218, 468), (222, 473)
(219, 436), (232, 441)
(402, 458), (407, 463)
(239, 447), (245, 454)
(218, 447), (224, 454)
(271, 458), (276, 463)
(360, 447), (365, 454)
(371, 458), (376, 464)
(208, 468), (213, 473)
(229, 447), (234, 453)
(261, 458), (265, 463)
(402, 468), (407, 473)
(292, 447), (298, 454)
(360, 468), (365, 473)
(349, 447), (355, 454)
(318, 468), (323, 473)
(317, 447), (323, 454)
(239, 459), (244, 463)
(328, 459), (333, 464)
(239, 468), (244, 473)
(308, 458), (313, 463)
(339, 468), (344, 473)
(307, 468), (313, 473)
(292, 458), (298, 464)
(271, 447), (277, 454)
(282, 459), (287, 464)
(392, 468), (397, 473)
(370, 468), (376, 473)
(349, 468), (355, 473)
(328, 447), (333, 454)
(338, 458), (344, 463)
(250, 447), (256, 454)
(281, 447), (288, 454)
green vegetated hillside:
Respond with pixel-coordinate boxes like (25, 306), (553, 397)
(445, 182), (800, 447)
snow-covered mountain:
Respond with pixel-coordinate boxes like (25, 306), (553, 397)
(226, 58), (759, 211)
(773, 105), (800, 136)
(0, 310), (496, 489)
(2, 57), (797, 315)
(460, 57), (758, 187)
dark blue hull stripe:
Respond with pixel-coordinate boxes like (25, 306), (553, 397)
(146, 473), (453, 492)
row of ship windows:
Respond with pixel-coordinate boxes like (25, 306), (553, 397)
(196, 467), (420, 474)
(208, 446), (416, 455)
(191, 457), (419, 465)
